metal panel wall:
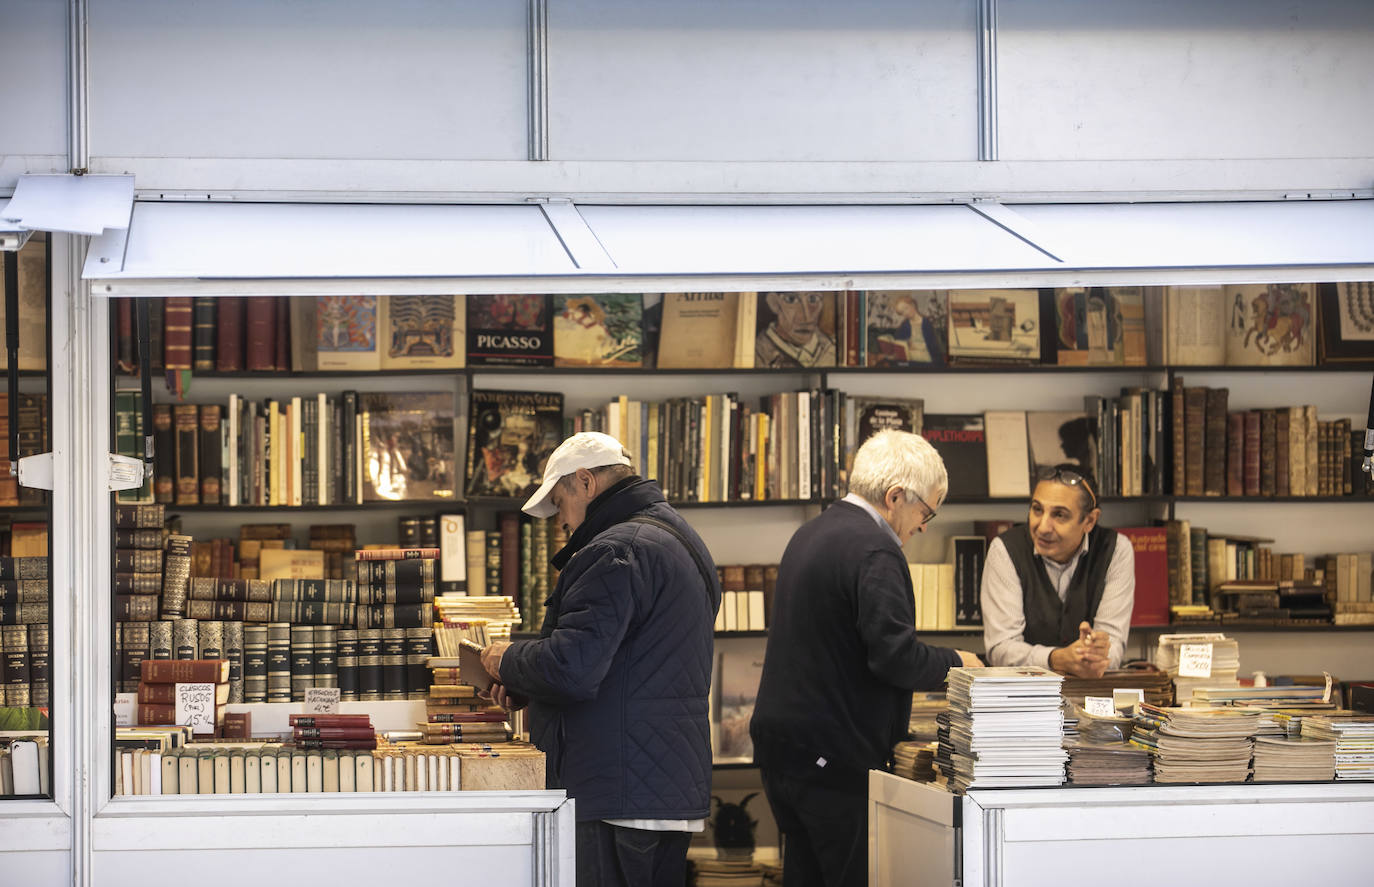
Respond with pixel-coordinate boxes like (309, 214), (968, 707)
(85, 0), (529, 161)
(547, 0), (978, 162)
(0, 0), (69, 183)
(998, 0), (1374, 162)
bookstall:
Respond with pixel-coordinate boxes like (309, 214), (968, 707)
(870, 771), (1374, 887)
(5, 2), (1374, 886)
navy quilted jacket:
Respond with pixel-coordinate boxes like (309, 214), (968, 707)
(499, 477), (720, 821)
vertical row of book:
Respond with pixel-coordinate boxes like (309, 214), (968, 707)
(0, 393), (49, 507)
(464, 514), (562, 632)
(0, 556), (50, 708)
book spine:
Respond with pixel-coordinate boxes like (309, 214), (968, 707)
(1183, 386), (1205, 497)
(114, 594), (160, 621)
(1202, 387), (1227, 497)
(1259, 409), (1277, 497)
(243, 624), (268, 703)
(139, 658), (226, 683)
(266, 622), (292, 703)
(405, 626), (432, 701)
(314, 624), (338, 690)
(1274, 408), (1291, 496)
(161, 535), (192, 619)
(4, 625), (34, 704)
(149, 620), (173, 660)
(336, 628), (359, 702)
(192, 296), (217, 372)
(224, 620), (244, 704)
(162, 297), (193, 371)
(274, 297), (290, 372)
(199, 404), (222, 505)
(357, 629), (383, 702)
(173, 404), (200, 505)
(341, 391), (358, 505)
(27, 623), (49, 707)
(172, 617), (198, 660)
(244, 297), (277, 372)
(1225, 412), (1244, 497)
(215, 297), (245, 373)
(290, 624), (315, 702)
(380, 628), (407, 700)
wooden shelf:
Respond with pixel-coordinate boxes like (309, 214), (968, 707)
(155, 502), (447, 513)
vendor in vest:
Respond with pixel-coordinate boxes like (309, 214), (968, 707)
(980, 464), (1135, 678)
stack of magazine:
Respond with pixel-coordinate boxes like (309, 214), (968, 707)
(1153, 634), (1240, 703)
(942, 666), (1066, 793)
(1300, 716), (1374, 780)
(1129, 703), (1261, 783)
(1064, 702), (1150, 786)
(1251, 735), (1336, 782)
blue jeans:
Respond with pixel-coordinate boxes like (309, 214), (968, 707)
(574, 820), (692, 887)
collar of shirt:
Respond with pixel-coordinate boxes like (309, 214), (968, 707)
(841, 492), (903, 549)
(1037, 533), (1091, 598)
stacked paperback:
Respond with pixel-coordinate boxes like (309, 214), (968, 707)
(1251, 735), (1336, 782)
(1064, 702), (1150, 786)
(892, 740), (936, 782)
(434, 593), (521, 642)
(940, 666), (1067, 792)
(1129, 703), (1261, 783)
(1153, 633), (1240, 703)
(1060, 666), (1174, 709)
(1300, 715), (1374, 780)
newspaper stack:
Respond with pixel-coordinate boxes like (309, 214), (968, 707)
(943, 666), (1067, 793)
(1129, 702), (1261, 783)
(1153, 633), (1240, 703)
(1190, 684), (1337, 737)
(1066, 742), (1152, 786)
(1301, 716), (1374, 780)
(1251, 736), (1336, 782)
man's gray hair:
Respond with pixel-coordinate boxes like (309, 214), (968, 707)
(848, 429), (948, 508)
(555, 459), (634, 491)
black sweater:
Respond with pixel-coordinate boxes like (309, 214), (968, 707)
(750, 501), (961, 784)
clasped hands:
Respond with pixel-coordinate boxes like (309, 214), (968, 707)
(1048, 621), (1109, 678)
(477, 641), (526, 711)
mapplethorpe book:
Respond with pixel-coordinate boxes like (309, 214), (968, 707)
(921, 414), (989, 499)
(465, 390), (564, 500)
(466, 295), (554, 367)
(359, 392), (456, 502)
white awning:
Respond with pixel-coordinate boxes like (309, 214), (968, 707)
(1, 174), (134, 247)
(82, 197), (1374, 296)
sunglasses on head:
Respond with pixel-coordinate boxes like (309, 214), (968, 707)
(1038, 466), (1098, 509)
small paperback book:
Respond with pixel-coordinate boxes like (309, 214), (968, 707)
(465, 390), (565, 500)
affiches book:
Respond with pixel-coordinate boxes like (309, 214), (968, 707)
(359, 392), (456, 502)
(465, 390), (565, 500)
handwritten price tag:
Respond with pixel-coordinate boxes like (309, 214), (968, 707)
(175, 682), (217, 735)
(113, 692), (137, 727)
(1178, 643), (1213, 679)
(1083, 696), (1115, 717)
(304, 687), (340, 715)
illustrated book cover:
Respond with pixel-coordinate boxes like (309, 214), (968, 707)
(315, 296), (381, 372)
(1053, 287), (1147, 366)
(656, 292), (744, 369)
(378, 295), (466, 370)
(946, 289), (1041, 364)
(465, 390), (564, 500)
(466, 294), (554, 367)
(359, 391), (456, 501)
(754, 291), (838, 369)
(865, 290), (948, 367)
(552, 293), (643, 367)
(921, 414), (989, 499)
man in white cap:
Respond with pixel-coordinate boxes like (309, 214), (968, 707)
(480, 431), (720, 887)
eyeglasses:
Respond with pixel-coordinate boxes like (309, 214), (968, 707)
(909, 489), (938, 526)
(1038, 467), (1098, 509)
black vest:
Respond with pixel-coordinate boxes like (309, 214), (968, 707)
(999, 523), (1119, 648)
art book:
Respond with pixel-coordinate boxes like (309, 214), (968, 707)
(552, 293), (644, 367)
(378, 295), (466, 370)
(656, 292), (745, 369)
(359, 392), (457, 501)
(1317, 282), (1374, 363)
(465, 390), (564, 500)
(466, 294), (554, 367)
(946, 289), (1041, 364)
(1025, 410), (1098, 483)
(864, 290), (947, 367)
(843, 396), (924, 488)
(921, 414), (989, 499)
(754, 291), (838, 369)
(1053, 287), (1147, 366)
(1163, 284), (1315, 366)
(315, 296), (381, 372)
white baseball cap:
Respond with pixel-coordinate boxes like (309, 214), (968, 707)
(521, 431), (632, 519)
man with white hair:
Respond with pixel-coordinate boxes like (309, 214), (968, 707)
(751, 429), (982, 887)
(479, 431), (719, 887)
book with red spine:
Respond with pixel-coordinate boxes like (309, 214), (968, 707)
(287, 713), (373, 727)
(215, 297), (245, 372)
(140, 658), (230, 683)
(244, 297), (277, 372)
(291, 727), (377, 740)
(162, 297), (194, 371)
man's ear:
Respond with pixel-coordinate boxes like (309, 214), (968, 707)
(1082, 507), (1101, 532)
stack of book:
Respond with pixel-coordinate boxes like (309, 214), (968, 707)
(1, 556), (50, 707)
(310, 524), (357, 581)
(691, 858), (766, 887)
(1153, 633), (1240, 702)
(1129, 703), (1261, 783)
(1300, 715), (1374, 780)
(435, 594), (520, 642)
(136, 659), (230, 732)
(1251, 735), (1336, 782)
(288, 713), (376, 751)
(420, 653), (510, 745)
(941, 666), (1067, 792)
(371, 742), (462, 791)
(1189, 683), (1336, 736)
(0, 734), (49, 796)
(1065, 742), (1152, 786)
(355, 547), (437, 631)
(892, 740), (936, 782)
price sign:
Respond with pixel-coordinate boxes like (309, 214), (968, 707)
(1178, 643), (1213, 678)
(304, 687), (340, 715)
(175, 682), (217, 735)
(113, 692), (137, 727)
(1083, 696), (1115, 717)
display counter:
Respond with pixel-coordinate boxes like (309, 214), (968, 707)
(869, 771), (1374, 887)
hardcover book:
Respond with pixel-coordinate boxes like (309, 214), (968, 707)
(843, 396), (924, 489)
(552, 294), (643, 367)
(946, 289), (1041, 364)
(359, 392), (457, 501)
(1164, 285), (1316, 366)
(864, 290), (947, 367)
(754, 291), (838, 369)
(1053, 287), (1147, 366)
(1117, 526), (1169, 626)
(466, 294), (554, 367)
(656, 293), (744, 369)
(315, 296), (381, 372)
(983, 411), (1031, 498)
(1025, 411), (1098, 486)
(1318, 282), (1374, 363)
(921, 415), (989, 499)
(379, 295), (466, 370)
(464, 390), (564, 500)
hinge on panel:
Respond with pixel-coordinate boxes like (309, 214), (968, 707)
(104, 453), (145, 492)
(17, 453), (54, 491)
